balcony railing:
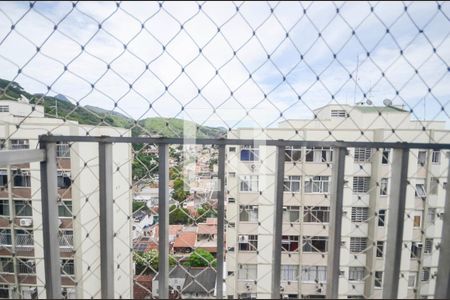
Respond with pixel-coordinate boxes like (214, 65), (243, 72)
(1, 135), (450, 299)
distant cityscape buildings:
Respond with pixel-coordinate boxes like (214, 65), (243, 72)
(1, 97), (449, 299)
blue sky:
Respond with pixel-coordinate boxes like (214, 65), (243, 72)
(0, 1), (448, 129)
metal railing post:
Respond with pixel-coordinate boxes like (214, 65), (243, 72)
(326, 147), (346, 298)
(158, 143), (169, 299)
(99, 141), (114, 298)
(40, 141), (62, 298)
(216, 144), (226, 299)
(271, 145), (285, 299)
(435, 155), (450, 299)
(383, 148), (409, 298)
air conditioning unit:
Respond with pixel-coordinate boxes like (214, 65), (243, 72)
(19, 218), (32, 227)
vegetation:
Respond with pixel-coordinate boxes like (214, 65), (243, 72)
(169, 205), (191, 224)
(0, 78), (226, 138)
(187, 248), (216, 268)
(132, 201), (146, 213)
(196, 203), (217, 223)
(134, 250), (176, 274)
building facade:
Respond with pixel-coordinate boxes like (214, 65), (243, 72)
(225, 104), (448, 299)
(0, 100), (132, 298)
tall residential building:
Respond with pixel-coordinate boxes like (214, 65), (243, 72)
(225, 104), (448, 299)
(0, 100), (132, 299)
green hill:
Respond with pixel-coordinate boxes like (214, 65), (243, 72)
(0, 78), (226, 138)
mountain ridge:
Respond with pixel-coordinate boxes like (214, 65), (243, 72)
(0, 78), (226, 138)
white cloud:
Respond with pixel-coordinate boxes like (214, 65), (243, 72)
(0, 1), (448, 130)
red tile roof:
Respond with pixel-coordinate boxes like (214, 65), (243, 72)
(173, 231), (197, 249)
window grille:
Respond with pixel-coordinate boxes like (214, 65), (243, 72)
(351, 207), (369, 223)
(348, 267), (365, 281)
(354, 148), (372, 163)
(353, 177), (370, 193)
(350, 237), (367, 253)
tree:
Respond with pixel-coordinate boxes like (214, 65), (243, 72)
(169, 205), (191, 224)
(172, 178), (190, 202)
(187, 249), (216, 267)
(133, 201), (146, 213)
(134, 250), (176, 275)
(196, 203), (217, 223)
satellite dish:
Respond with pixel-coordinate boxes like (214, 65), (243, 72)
(383, 99), (392, 106)
(366, 99), (373, 105)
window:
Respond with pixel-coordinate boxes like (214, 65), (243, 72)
(304, 206), (330, 223)
(350, 237), (367, 253)
(281, 265), (299, 281)
(21, 287), (38, 299)
(376, 241), (384, 258)
(238, 293), (257, 299)
(12, 170), (31, 187)
(0, 285), (10, 299)
(0, 200), (9, 216)
(432, 150), (441, 164)
(0, 105), (9, 112)
(58, 201), (72, 218)
(382, 149), (390, 164)
(239, 205), (258, 222)
(11, 139), (29, 150)
(61, 259), (74, 275)
(0, 230), (12, 246)
(374, 271), (383, 288)
(351, 207), (369, 222)
(282, 235), (299, 252)
(411, 242), (422, 259)
(413, 214), (422, 227)
(0, 140), (4, 150)
(57, 171), (71, 189)
(240, 176), (259, 192)
(229, 147), (236, 152)
(424, 238), (433, 254)
(238, 264), (257, 281)
(408, 274), (416, 288)
(284, 176), (301, 193)
(420, 267), (430, 281)
(354, 148), (372, 163)
(304, 176), (330, 193)
(18, 260), (35, 274)
(240, 145), (259, 161)
(301, 266), (327, 282)
(285, 146), (301, 162)
(56, 142), (70, 158)
(415, 184), (426, 198)
(0, 258), (13, 273)
(348, 267), (365, 281)
(417, 151), (427, 165)
(15, 201), (32, 217)
(353, 177), (370, 193)
(238, 235), (258, 251)
(15, 229), (33, 247)
(0, 170), (7, 187)
(380, 178), (388, 196)
(331, 109), (347, 117)
(427, 208), (436, 224)
(302, 236), (328, 253)
(283, 206), (300, 223)
(305, 147), (333, 163)
(378, 209), (386, 226)
(430, 178), (439, 195)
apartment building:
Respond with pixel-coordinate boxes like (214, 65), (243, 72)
(0, 99), (132, 299)
(225, 104), (449, 299)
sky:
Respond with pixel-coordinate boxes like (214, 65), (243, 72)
(0, 1), (449, 130)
